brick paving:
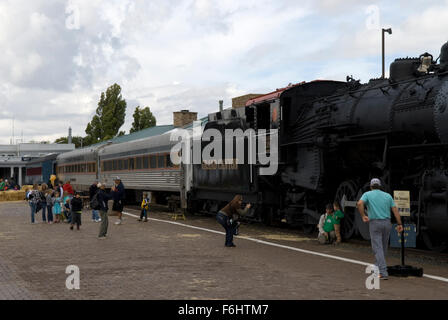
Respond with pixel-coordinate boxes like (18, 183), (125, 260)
(0, 201), (447, 300)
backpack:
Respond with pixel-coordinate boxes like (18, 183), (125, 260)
(90, 192), (101, 210)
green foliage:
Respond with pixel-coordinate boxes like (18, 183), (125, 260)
(54, 136), (85, 148)
(130, 106), (157, 133)
(85, 83), (127, 144)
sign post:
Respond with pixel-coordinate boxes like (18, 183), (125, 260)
(387, 191), (423, 277)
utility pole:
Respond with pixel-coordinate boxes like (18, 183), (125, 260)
(382, 28), (392, 78)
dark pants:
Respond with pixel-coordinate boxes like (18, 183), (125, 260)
(217, 212), (235, 246)
(99, 210), (109, 237)
(47, 206), (53, 222)
(140, 209), (148, 220)
(41, 201), (47, 222)
(71, 212), (82, 227)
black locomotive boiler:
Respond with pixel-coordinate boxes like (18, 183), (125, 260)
(188, 41), (448, 251)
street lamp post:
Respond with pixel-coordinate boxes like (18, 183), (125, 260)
(382, 28), (392, 78)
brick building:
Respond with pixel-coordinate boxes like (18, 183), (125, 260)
(232, 94), (263, 109)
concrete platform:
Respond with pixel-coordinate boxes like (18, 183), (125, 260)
(0, 202), (447, 300)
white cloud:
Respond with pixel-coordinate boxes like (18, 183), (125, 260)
(1, 0), (448, 144)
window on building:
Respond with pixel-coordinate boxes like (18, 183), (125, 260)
(129, 158), (135, 170)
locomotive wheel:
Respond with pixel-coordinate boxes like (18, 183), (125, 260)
(334, 180), (358, 240)
(421, 230), (448, 253)
(302, 224), (316, 235)
(262, 208), (274, 226)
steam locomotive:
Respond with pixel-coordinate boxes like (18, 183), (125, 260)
(188, 41), (448, 252)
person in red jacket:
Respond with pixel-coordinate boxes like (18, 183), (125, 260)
(63, 181), (74, 196)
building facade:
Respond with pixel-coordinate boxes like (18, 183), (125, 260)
(0, 143), (75, 186)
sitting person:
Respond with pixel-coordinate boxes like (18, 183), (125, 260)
(63, 197), (72, 223)
(333, 202), (345, 244)
(317, 204), (336, 244)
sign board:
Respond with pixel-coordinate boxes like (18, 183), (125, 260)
(390, 224), (417, 248)
(393, 190), (411, 217)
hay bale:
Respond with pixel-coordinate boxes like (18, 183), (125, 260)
(4, 191), (15, 201)
(16, 191), (26, 201)
(21, 185), (33, 191)
(0, 192), (6, 202)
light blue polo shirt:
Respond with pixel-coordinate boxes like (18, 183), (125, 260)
(360, 189), (396, 220)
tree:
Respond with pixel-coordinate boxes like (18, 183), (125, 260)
(85, 83), (127, 144)
(130, 106), (157, 133)
(54, 136), (85, 148)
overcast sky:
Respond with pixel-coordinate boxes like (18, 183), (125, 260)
(1, 0), (448, 144)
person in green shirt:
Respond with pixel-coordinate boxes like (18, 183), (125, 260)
(333, 202), (345, 244)
(0, 178), (5, 191)
(317, 204), (336, 244)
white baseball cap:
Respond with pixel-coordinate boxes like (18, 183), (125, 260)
(370, 178), (381, 186)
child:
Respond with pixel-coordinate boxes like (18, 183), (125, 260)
(53, 191), (62, 223)
(70, 192), (83, 231)
(317, 204), (336, 244)
(63, 196), (71, 223)
(45, 190), (54, 224)
(333, 202), (345, 244)
(138, 192), (151, 222)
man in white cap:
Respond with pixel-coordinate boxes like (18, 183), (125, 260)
(357, 178), (404, 280)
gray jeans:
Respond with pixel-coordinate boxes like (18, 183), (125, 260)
(369, 219), (391, 276)
(99, 210), (109, 238)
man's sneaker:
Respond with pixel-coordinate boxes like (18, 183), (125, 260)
(115, 220), (122, 225)
(96, 219), (102, 222)
(98, 236), (106, 240)
(379, 274), (389, 280)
